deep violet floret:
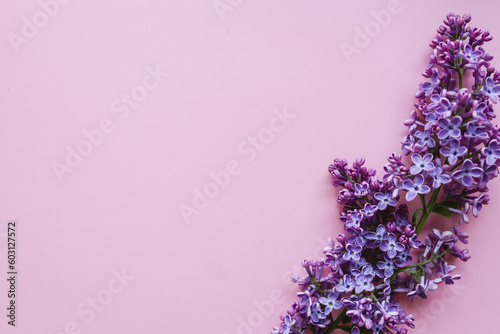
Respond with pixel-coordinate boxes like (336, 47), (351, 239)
(273, 13), (499, 334)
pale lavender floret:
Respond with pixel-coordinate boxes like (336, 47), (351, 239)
(421, 68), (440, 97)
(377, 255), (396, 277)
(394, 248), (412, 267)
(336, 275), (356, 293)
(401, 134), (416, 154)
(423, 109), (440, 131)
(437, 116), (462, 140)
(452, 159), (483, 187)
(414, 130), (436, 149)
(375, 298), (400, 325)
(354, 182), (369, 196)
(481, 139), (500, 165)
(428, 166), (452, 188)
(373, 190), (398, 210)
(410, 153), (435, 175)
(343, 298), (361, 324)
(360, 203), (378, 217)
(354, 273), (374, 294)
(344, 244), (362, 261)
(310, 302), (330, 328)
(324, 252), (335, 267)
(348, 235), (365, 247)
(464, 121), (488, 140)
(319, 293), (343, 314)
(459, 44), (484, 65)
(481, 77), (500, 104)
(440, 139), (467, 165)
(364, 224), (387, 245)
(430, 94), (456, 116)
(472, 102), (489, 122)
(402, 174), (431, 201)
(275, 315), (295, 334)
(345, 210), (364, 229)
(297, 290), (312, 307)
(380, 233), (405, 258)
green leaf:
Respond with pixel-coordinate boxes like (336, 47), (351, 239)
(412, 208), (423, 224)
(432, 205), (454, 217)
(406, 269), (423, 282)
(432, 198), (461, 217)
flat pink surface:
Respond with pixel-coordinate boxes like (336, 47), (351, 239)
(1, 1), (499, 333)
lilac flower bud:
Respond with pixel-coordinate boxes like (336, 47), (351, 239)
(458, 88), (470, 104)
(494, 70), (500, 81)
(483, 31), (493, 42)
(334, 158), (348, 170)
(437, 25), (447, 34)
(451, 247), (471, 261)
(404, 225), (415, 237)
(370, 179), (380, 192)
(331, 174), (343, 187)
(353, 157), (365, 168)
(399, 235), (408, 245)
(338, 189), (354, 204)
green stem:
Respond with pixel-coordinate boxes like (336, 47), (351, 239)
(420, 194), (427, 212)
(401, 251), (448, 270)
(391, 251), (448, 282)
(326, 308), (347, 333)
(415, 187), (441, 234)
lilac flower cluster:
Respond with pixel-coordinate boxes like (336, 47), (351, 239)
(273, 13), (499, 334)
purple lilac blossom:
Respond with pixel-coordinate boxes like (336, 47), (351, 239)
(402, 175), (430, 201)
(409, 153), (434, 175)
(440, 139), (467, 165)
(273, 13), (500, 334)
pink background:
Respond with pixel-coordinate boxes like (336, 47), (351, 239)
(1, 1), (499, 333)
